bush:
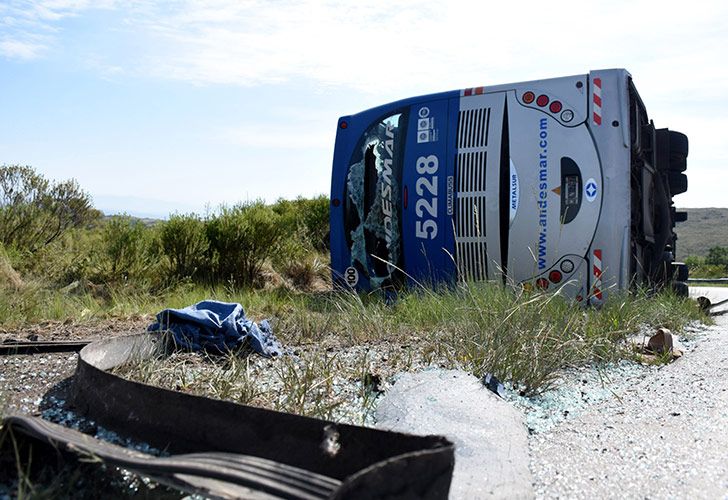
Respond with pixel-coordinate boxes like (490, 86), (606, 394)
(160, 214), (209, 279)
(706, 246), (728, 270)
(206, 203), (286, 287)
(0, 164), (100, 252)
(0, 244), (23, 290)
(685, 254), (726, 279)
(272, 196), (329, 251)
(96, 216), (158, 284)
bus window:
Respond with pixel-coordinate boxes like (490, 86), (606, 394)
(344, 112), (408, 289)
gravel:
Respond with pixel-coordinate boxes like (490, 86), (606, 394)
(528, 289), (728, 498)
(3, 294), (727, 498)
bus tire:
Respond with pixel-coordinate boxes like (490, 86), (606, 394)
(669, 131), (689, 157)
(672, 262), (689, 282)
(672, 280), (689, 298)
(669, 156), (687, 172)
(668, 172), (688, 195)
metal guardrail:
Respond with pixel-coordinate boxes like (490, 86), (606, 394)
(0, 340), (90, 355)
(2, 333), (455, 499)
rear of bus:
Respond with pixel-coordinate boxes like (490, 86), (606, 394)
(330, 69), (688, 301)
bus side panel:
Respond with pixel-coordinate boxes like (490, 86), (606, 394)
(401, 99), (451, 287)
(330, 117), (354, 288)
(585, 69), (632, 303)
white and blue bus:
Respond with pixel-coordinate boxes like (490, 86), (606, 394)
(329, 69), (689, 303)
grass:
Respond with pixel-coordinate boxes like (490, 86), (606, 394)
(0, 278), (710, 496)
(104, 281), (708, 428)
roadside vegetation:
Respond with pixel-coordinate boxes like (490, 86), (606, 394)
(0, 164), (715, 496)
(0, 164), (711, 401)
(685, 246), (728, 279)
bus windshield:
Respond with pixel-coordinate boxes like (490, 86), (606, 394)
(344, 112), (407, 288)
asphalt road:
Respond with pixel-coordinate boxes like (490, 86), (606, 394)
(529, 287), (728, 498)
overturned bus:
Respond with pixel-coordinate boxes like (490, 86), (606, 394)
(329, 69), (689, 303)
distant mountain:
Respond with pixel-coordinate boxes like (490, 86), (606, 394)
(675, 208), (728, 259)
(93, 195), (205, 220)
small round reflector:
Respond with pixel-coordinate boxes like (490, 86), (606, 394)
(536, 94), (549, 107)
(340, 121), (348, 129)
(549, 101), (563, 113)
(561, 109), (574, 122)
(549, 270), (563, 283)
(560, 259), (575, 273)
(522, 91), (535, 104)
(536, 278), (549, 289)
(332, 198), (340, 207)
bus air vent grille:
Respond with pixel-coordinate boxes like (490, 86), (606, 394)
(457, 108), (490, 149)
(455, 149), (488, 282)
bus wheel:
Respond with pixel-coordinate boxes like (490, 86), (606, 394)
(671, 262), (689, 282)
(669, 131), (689, 158)
(669, 156), (687, 172)
(668, 172), (688, 195)
(672, 280), (689, 297)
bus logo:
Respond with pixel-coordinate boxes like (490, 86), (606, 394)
(585, 178), (598, 202)
(417, 107), (438, 143)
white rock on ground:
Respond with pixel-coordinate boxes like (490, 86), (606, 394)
(375, 369), (533, 499)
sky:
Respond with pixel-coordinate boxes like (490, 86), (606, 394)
(1, 0), (726, 218)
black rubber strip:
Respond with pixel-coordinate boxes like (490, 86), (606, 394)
(3, 333), (455, 499)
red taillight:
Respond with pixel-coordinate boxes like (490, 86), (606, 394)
(536, 278), (549, 289)
(536, 94), (549, 107)
(549, 101), (562, 113)
(403, 186), (408, 209)
(522, 91), (535, 104)
(549, 270), (563, 283)
(332, 198), (340, 207)
(340, 121), (348, 129)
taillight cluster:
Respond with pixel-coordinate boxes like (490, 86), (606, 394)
(525, 259), (575, 290)
(521, 91), (573, 122)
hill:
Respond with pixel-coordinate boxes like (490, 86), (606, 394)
(674, 208), (728, 259)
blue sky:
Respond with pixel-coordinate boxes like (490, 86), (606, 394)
(1, 0), (726, 218)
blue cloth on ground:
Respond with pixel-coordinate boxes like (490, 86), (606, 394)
(148, 300), (282, 357)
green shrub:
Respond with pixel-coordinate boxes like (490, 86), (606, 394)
(206, 202), (286, 287)
(0, 164), (100, 253)
(96, 216), (158, 284)
(686, 253), (727, 278)
(706, 246), (728, 271)
(300, 195), (329, 251)
(21, 227), (102, 285)
(272, 196), (329, 251)
(160, 214), (209, 279)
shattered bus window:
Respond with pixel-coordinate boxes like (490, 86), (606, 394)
(345, 113), (406, 289)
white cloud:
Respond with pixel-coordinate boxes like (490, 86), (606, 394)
(0, 37), (45, 59)
(118, 0), (728, 97)
(5, 0), (728, 97)
(3, 0), (728, 207)
(0, 0), (122, 59)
